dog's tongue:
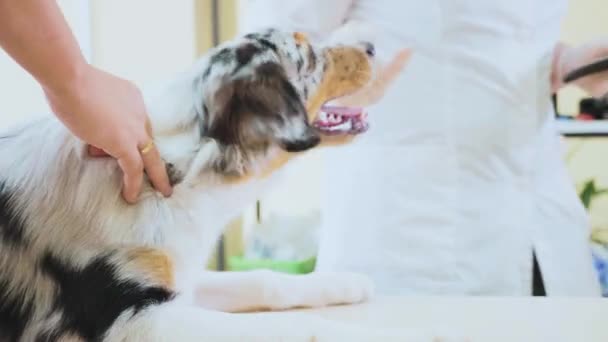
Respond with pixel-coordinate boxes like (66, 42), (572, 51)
(313, 105), (369, 135)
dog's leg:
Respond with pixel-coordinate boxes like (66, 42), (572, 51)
(193, 270), (374, 313)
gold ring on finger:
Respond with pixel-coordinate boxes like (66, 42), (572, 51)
(140, 140), (154, 155)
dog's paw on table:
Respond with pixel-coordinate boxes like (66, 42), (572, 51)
(309, 272), (375, 307)
(272, 272), (375, 310)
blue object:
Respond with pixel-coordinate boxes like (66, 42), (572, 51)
(592, 248), (608, 297)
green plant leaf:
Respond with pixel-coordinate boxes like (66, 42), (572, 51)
(578, 179), (608, 209)
(580, 181), (596, 209)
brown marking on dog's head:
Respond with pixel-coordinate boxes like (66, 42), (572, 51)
(305, 46), (374, 122)
(333, 49), (412, 108)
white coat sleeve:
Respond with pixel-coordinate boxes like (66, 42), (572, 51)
(239, 0), (404, 66)
(238, 0), (354, 42)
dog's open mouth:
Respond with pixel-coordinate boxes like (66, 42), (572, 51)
(313, 105), (369, 135)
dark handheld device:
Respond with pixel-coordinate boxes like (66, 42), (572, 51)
(563, 56), (608, 83)
(562, 56), (608, 120)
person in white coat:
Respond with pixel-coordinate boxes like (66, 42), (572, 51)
(241, 0), (608, 296)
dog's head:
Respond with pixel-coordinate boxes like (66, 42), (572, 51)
(190, 28), (376, 178)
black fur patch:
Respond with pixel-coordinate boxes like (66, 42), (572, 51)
(199, 104), (210, 135)
(202, 47), (233, 80)
(245, 33), (278, 54)
(211, 48), (233, 65)
(307, 46), (317, 72)
(202, 66), (212, 81)
(0, 182), (28, 247)
(207, 61), (306, 147)
(0, 278), (34, 342)
(235, 43), (261, 67)
(40, 252), (174, 341)
(255, 63), (305, 118)
(257, 39), (278, 54)
(165, 163), (183, 186)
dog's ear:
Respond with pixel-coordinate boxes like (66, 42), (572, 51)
(207, 62), (320, 153)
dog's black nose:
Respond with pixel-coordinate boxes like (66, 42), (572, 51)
(281, 135), (321, 152)
(363, 42), (375, 57)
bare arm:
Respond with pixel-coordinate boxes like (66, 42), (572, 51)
(552, 39), (608, 97)
(0, 0), (172, 203)
(0, 0), (86, 93)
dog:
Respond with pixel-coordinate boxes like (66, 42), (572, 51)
(0, 28), (414, 341)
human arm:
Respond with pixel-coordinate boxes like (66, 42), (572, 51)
(552, 38), (608, 97)
(0, 0), (172, 203)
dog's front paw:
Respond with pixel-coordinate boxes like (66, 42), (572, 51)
(304, 272), (375, 308)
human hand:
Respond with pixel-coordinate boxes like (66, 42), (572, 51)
(552, 38), (608, 97)
(44, 64), (172, 203)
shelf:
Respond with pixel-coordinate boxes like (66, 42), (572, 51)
(556, 120), (608, 137)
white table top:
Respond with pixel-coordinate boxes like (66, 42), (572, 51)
(556, 120), (608, 136)
(284, 296), (608, 341)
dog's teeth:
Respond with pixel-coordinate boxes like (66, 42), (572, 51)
(319, 112), (328, 121)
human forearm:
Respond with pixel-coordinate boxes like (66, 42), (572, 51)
(0, 0), (87, 94)
(0, 0), (172, 202)
(551, 39), (608, 97)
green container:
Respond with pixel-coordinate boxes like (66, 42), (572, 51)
(227, 256), (316, 274)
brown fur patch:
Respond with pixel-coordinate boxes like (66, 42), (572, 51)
(335, 49), (411, 108)
(305, 47), (373, 122)
(124, 247), (175, 289)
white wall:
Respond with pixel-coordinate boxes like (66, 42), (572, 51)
(89, 0), (197, 86)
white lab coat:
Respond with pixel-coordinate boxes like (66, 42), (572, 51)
(241, 0), (601, 296)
